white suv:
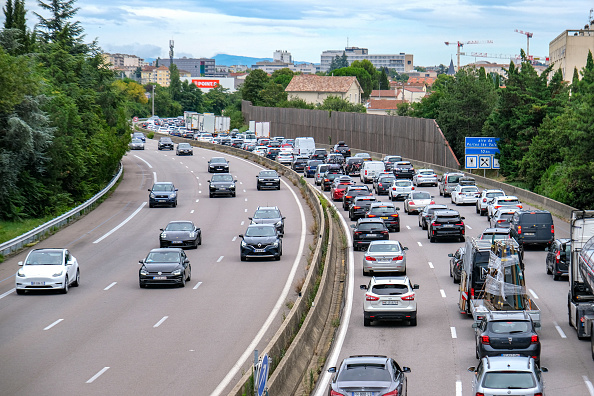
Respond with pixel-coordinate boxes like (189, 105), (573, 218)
(451, 185), (480, 205)
(388, 179), (414, 201)
(360, 276), (419, 326)
(476, 189), (505, 216)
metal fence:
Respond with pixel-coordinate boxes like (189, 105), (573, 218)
(0, 163), (123, 258)
(242, 101), (460, 169)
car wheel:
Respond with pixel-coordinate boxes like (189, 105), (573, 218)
(62, 276), (69, 294)
(180, 274), (186, 287)
(422, 221), (427, 230)
(439, 189), (443, 196)
(186, 266), (191, 281)
(240, 255), (246, 262)
(274, 254), (281, 261)
(591, 324), (594, 360)
(430, 235), (436, 243)
(349, 213), (355, 221)
(16, 289), (25, 295)
(546, 262), (552, 275)
(363, 268), (369, 276)
(257, 185), (261, 191)
(198, 236), (202, 246)
(173, 201), (177, 207)
(364, 317), (371, 327)
(73, 269), (80, 287)
(232, 192), (236, 197)
(209, 193), (213, 198)
(149, 202), (154, 208)
(410, 316), (417, 326)
(139, 281), (146, 288)
(454, 274), (460, 284)
(476, 205), (480, 214)
(395, 226), (400, 232)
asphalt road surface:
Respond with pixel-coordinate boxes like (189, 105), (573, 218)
(0, 139), (313, 396)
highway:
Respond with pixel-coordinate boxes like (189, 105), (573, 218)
(311, 176), (594, 396)
(0, 139), (313, 396)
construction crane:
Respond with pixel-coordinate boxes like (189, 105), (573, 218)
(465, 52), (549, 64)
(444, 40), (493, 71)
(514, 29), (533, 58)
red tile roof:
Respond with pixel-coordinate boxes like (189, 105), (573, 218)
(370, 90), (397, 97)
(368, 99), (406, 110)
(285, 75), (360, 93)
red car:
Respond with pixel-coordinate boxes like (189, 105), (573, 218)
(331, 177), (355, 201)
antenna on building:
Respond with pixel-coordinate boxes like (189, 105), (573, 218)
(169, 40), (174, 67)
(347, 37), (349, 48)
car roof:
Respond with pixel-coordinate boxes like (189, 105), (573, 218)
(481, 228), (511, 234)
(369, 240), (400, 246)
(153, 182), (173, 185)
(481, 356), (535, 371)
(247, 223), (276, 229)
(496, 195), (519, 200)
(256, 206), (280, 211)
(486, 311), (531, 321)
(150, 248), (183, 253)
(370, 276), (410, 285)
(357, 218), (384, 224)
(342, 355), (389, 366)
(433, 209), (460, 216)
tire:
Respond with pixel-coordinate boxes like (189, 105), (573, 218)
(454, 274), (460, 284)
(139, 281), (146, 288)
(390, 195), (395, 202)
(439, 189), (443, 196)
(476, 205), (480, 214)
(430, 235), (436, 243)
(546, 262), (552, 275)
(410, 316), (417, 326)
(72, 269), (80, 287)
(277, 186), (280, 190)
(173, 201), (177, 207)
(240, 255), (246, 261)
(16, 289), (25, 295)
(257, 185), (261, 191)
(62, 276), (69, 294)
(395, 226), (400, 232)
(591, 324), (594, 361)
(232, 192), (236, 197)
(553, 272), (560, 281)
(149, 202), (154, 208)
(450, 264), (453, 277)
(198, 236), (202, 246)
(363, 268), (369, 276)
(209, 193), (213, 198)
(364, 317), (371, 327)
(349, 213), (355, 221)
(180, 274), (186, 287)
(186, 266), (191, 281)
(274, 255), (281, 261)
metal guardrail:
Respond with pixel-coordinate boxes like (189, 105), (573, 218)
(0, 163), (123, 258)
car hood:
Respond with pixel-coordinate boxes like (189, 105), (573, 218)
(143, 263), (181, 272)
(19, 265), (65, 277)
(251, 218), (281, 226)
(243, 236), (278, 245)
(211, 181), (235, 187)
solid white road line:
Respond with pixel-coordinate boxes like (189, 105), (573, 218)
(153, 316), (168, 328)
(428, 261), (434, 269)
(450, 326), (457, 339)
(104, 282), (117, 291)
(193, 281), (203, 290)
(584, 376), (594, 396)
(0, 288), (15, 300)
(529, 289), (539, 299)
(134, 155), (153, 168)
(153, 172), (157, 183)
(244, 198), (248, 202)
(232, 236), (237, 242)
(93, 202), (147, 244)
(554, 322), (567, 338)
(217, 256), (224, 263)
(44, 319), (64, 331)
(456, 377), (462, 396)
(86, 367), (110, 384)
(417, 241), (423, 247)
(406, 225), (411, 230)
(440, 289), (446, 298)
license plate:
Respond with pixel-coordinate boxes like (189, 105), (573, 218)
(158, 199), (165, 202)
(31, 281), (45, 285)
(172, 241), (182, 244)
(524, 232), (535, 236)
(381, 217), (389, 219)
(153, 276), (167, 280)
(353, 393), (373, 396)
(266, 183), (273, 185)
(254, 249), (266, 253)
(379, 259), (391, 263)
(501, 353), (520, 357)
(368, 234), (377, 237)
(382, 301), (399, 305)
(444, 224), (453, 227)
(220, 187), (226, 190)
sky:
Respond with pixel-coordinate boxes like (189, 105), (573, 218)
(10, 0), (594, 66)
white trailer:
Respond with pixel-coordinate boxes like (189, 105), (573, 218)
(189, 113), (202, 131)
(203, 113), (216, 134)
(184, 111), (196, 130)
(255, 122), (270, 138)
(215, 116), (230, 134)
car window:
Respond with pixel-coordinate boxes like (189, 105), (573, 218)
(338, 364), (391, 381)
(211, 175), (233, 182)
(259, 171), (277, 177)
(254, 209), (280, 219)
(420, 171), (433, 175)
(461, 187), (478, 193)
(131, 138), (143, 143)
(369, 207), (396, 214)
(486, 191), (504, 198)
(501, 198), (520, 204)
(411, 192), (431, 199)
(536, 213), (552, 223)
(146, 251), (180, 263)
(26, 251), (62, 265)
(357, 223), (385, 231)
(210, 158), (226, 163)
(372, 284), (409, 295)
(379, 177), (395, 183)
(482, 372), (536, 389)
(165, 222), (193, 231)
(153, 184), (174, 191)
(369, 243), (401, 253)
(178, 143), (191, 148)
(446, 175), (461, 183)
(395, 181), (412, 187)
(489, 321), (530, 333)
(245, 226), (276, 237)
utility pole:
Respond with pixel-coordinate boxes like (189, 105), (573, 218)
(152, 84), (155, 117)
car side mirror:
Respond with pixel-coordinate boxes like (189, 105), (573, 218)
(350, 224), (356, 228)
(541, 367), (548, 373)
(359, 285), (368, 290)
(282, 217), (286, 220)
(448, 253), (453, 257)
(184, 259), (190, 263)
(461, 216), (465, 220)
(403, 247), (408, 250)
(148, 189), (151, 192)
(431, 196), (435, 199)
(234, 180), (238, 183)
(395, 207), (400, 211)
(328, 367), (336, 373)
(207, 180), (211, 183)
(467, 367), (476, 373)
(18, 261), (23, 266)
(402, 367), (411, 373)
(139, 260), (144, 264)
(413, 284), (419, 290)
(472, 323), (478, 328)
(248, 217), (252, 220)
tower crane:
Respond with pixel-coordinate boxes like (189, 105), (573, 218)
(514, 29), (533, 58)
(444, 40), (493, 71)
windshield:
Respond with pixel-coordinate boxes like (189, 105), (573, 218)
(419, 170), (434, 175)
(245, 226), (277, 237)
(386, 156), (401, 162)
(487, 191), (505, 198)
(165, 222), (194, 231)
(357, 222), (384, 231)
(152, 183), (174, 192)
(337, 365), (391, 382)
(369, 243), (401, 252)
(461, 187), (479, 193)
(145, 251), (181, 263)
(259, 171), (278, 177)
(371, 284), (409, 295)
(379, 177), (395, 183)
(482, 372), (536, 389)
(210, 158), (226, 163)
(25, 251), (63, 265)
(131, 139), (143, 143)
(254, 209), (281, 219)
(160, 137), (172, 142)
(500, 198), (520, 204)
(178, 143), (191, 148)
(212, 175), (233, 182)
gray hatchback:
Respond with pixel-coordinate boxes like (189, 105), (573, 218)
(469, 356), (547, 396)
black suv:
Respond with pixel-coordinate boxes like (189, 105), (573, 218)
(349, 196), (378, 221)
(365, 202), (400, 232)
(249, 206), (285, 235)
(510, 210), (555, 249)
(158, 137), (174, 150)
(393, 161), (414, 179)
(343, 185), (372, 211)
(310, 149), (328, 161)
(291, 156), (309, 172)
(256, 170), (281, 190)
(208, 157), (230, 173)
(239, 224), (282, 261)
(351, 218), (389, 251)
(473, 311), (541, 366)
(208, 173), (237, 197)
(321, 167), (343, 191)
(418, 204), (448, 230)
(332, 141), (351, 157)
(373, 174), (396, 195)
(148, 182), (178, 208)
(382, 155), (402, 171)
(546, 238), (570, 281)
(427, 209), (465, 242)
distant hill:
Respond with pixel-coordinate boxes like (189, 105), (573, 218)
(213, 54), (272, 66)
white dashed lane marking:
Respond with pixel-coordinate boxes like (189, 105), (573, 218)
(440, 289), (446, 298)
(217, 256), (224, 263)
(450, 327), (457, 339)
(417, 241), (423, 247)
(428, 261), (434, 269)
(554, 322), (567, 338)
(529, 289), (539, 299)
(193, 281), (203, 290)
(104, 282), (117, 291)
(44, 319), (64, 331)
(153, 316), (168, 328)
(86, 367), (110, 384)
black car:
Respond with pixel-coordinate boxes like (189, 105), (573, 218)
(546, 238), (570, 280)
(418, 204), (449, 230)
(328, 355), (410, 396)
(332, 141), (351, 157)
(427, 209), (465, 242)
(265, 148), (280, 160)
(366, 202), (400, 232)
(321, 167), (343, 191)
(256, 170), (281, 190)
(138, 248), (191, 288)
(448, 247), (465, 283)
(304, 160), (323, 178)
(343, 185), (372, 210)
(208, 157), (230, 173)
(351, 218), (390, 251)
(510, 210), (555, 249)
(231, 139), (244, 148)
(208, 173), (237, 197)
(373, 175), (396, 195)
(344, 157), (363, 176)
(249, 206), (285, 235)
(310, 148), (328, 161)
(239, 224), (282, 261)
(220, 136), (232, 146)
(393, 161), (415, 179)
(473, 311), (541, 366)
(159, 221), (201, 249)
(176, 142), (193, 156)
(157, 137), (174, 150)
(148, 182), (178, 208)
(383, 155), (403, 171)
(291, 156), (309, 172)
(326, 153), (345, 166)
(349, 196), (379, 221)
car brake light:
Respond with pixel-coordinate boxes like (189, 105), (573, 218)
(383, 391), (399, 396)
(353, 206), (361, 209)
(378, 183), (382, 187)
(345, 195), (352, 199)
(483, 198), (487, 202)
(365, 170), (368, 175)
(365, 256), (376, 261)
(471, 288), (475, 299)
(401, 293), (415, 301)
(497, 220), (505, 224)
(531, 335), (539, 343)
(495, 205), (501, 209)
(556, 250), (560, 264)
(354, 231), (362, 235)
(411, 186), (415, 190)
(432, 222), (440, 227)
(476, 392), (485, 396)
(381, 231), (389, 235)
(330, 391), (344, 396)
(430, 201), (435, 204)
(551, 224), (555, 234)
(368, 214), (376, 217)
(409, 201), (415, 205)
(518, 225), (522, 234)
(481, 335), (490, 344)
(366, 294), (380, 301)
(392, 255), (403, 261)
(391, 214), (399, 217)
(456, 222), (464, 226)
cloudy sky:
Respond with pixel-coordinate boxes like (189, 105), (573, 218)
(12, 0), (594, 66)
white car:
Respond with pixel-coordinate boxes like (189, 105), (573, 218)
(276, 152), (294, 165)
(389, 179), (415, 201)
(15, 248), (80, 294)
(451, 185), (480, 205)
(198, 133), (214, 143)
(253, 146), (268, 156)
(362, 240), (408, 276)
(487, 196), (523, 220)
(476, 189), (505, 216)
(404, 191), (434, 214)
(412, 169), (438, 187)
(360, 276), (419, 326)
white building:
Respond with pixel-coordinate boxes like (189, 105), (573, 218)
(550, 28), (594, 81)
(320, 47), (414, 73)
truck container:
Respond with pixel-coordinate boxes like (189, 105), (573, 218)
(255, 122), (270, 138)
(214, 116), (230, 134)
(203, 113), (216, 134)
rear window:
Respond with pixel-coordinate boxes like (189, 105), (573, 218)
(411, 192), (431, 199)
(486, 191), (504, 198)
(482, 372), (536, 389)
(338, 364), (390, 382)
(369, 206), (396, 215)
(357, 222), (385, 231)
(500, 198), (520, 204)
(368, 243), (401, 253)
(520, 213), (552, 223)
(436, 215), (461, 223)
(461, 187), (479, 193)
(395, 181), (412, 187)
(475, 251), (490, 264)
(371, 284), (409, 295)
(489, 321), (531, 333)
(446, 175), (462, 183)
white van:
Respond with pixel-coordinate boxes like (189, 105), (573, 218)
(360, 161), (385, 183)
(293, 137), (316, 157)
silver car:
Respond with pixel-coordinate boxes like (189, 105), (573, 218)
(129, 138), (145, 150)
(490, 208), (520, 228)
(363, 240), (408, 276)
(476, 189), (505, 215)
(468, 356), (547, 396)
(360, 276), (419, 326)
(451, 185), (480, 205)
(404, 191), (434, 214)
(314, 163), (330, 185)
(413, 168), (438, 187)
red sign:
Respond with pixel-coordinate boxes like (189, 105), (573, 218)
(133, 116), (139, 122)
(192, 79), (220, 89)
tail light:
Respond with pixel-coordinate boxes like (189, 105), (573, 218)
(365, 256), (376, 261)
(551, 224), (555, 234)
(401, 293), (415, 301)
(324, 178), (329, 182)
(378, 183), (382, 187)
(432, 222), (440, 227)
(518, 225), (522, 234)
(531, 335), (539, 343)
(381, 231), (389, 235)
(330, 390), (344, 396)
(471, 288), (475, 299)
(475, 394), (485, 396)
(345, 195), (352, 199)
(409, 201), (415, 205)
(483, 198), (487, 202)
(392, 255), (404, 261)
(354, 231), (362, 235)
(497, 220), (505, 224)
(367, 214), (376, 218)
(481, 335), (490, 344)
(365, 170), (368, 175)
(495, 205), (501, 209)
(391, 214), (399, 217)
(366, 294), (380, 301)
(383, 391), (399, 396)
(518, 204), (523, 209)
(556, 250), (560, 264)
(353, 206), (361, 209)
(411, 186), (415, 190)
(430, 200), (435, 204)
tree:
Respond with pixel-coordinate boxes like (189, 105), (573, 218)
(204, 85), (229, 115)
(271, 68), (294, 89)
(331, 66), (373, 99)
(415, 66), (427, 72)
(379, 68), (390, 90)
(278, 97), (314, 109)
(317, 96), (366, 113)
(328, 52), (348, 72)
(410, 74), (455, 119)
(240, 69), (269, 106)
(168, 63), (181, 101)
(351, 59), (380, 90)
(176, 80), (204, 112)
(260, 81), (288, 107)
(2, 0), (35, 55)
(35, 0), (85, 53)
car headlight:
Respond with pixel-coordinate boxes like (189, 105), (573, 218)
(274, 178), (280, 181)
(241, 240), (247, 247)
(273, 241), (279, 248)
(188, 232), (196, 238)
(17, 270), (25, 277)
(160, 232), (167, 238)
(52, 270), (63, 277)
(140, 268), (149, 276)
(150, 193), (155, 198)
(171, 269), (182, 276)
(275, 221), (282, 227)
(169, 193), (176, 198)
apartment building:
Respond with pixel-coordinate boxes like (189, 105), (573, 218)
(320, 47), (414, 73)
(550, 28), (594, 81)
